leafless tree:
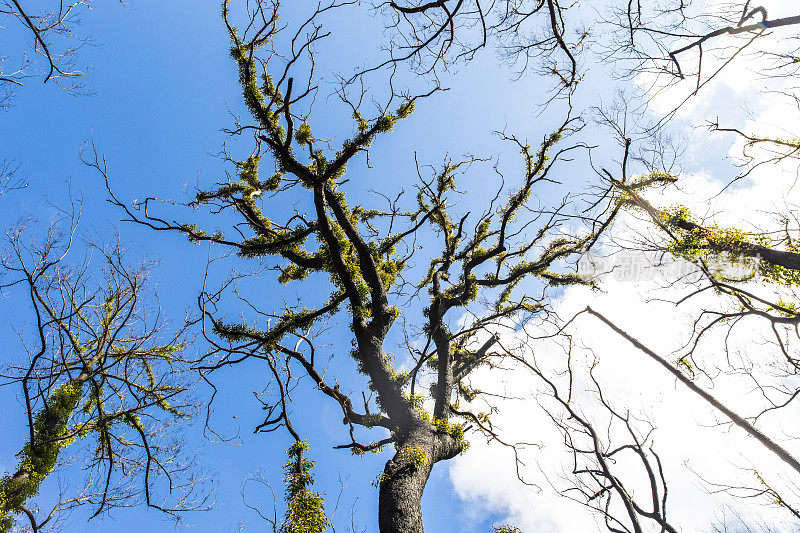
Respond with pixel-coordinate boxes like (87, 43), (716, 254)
(365, 0), (585, 89)
(541, 4), (800, 528)
(506, 339), (680, 533)
(0, 0), (120, 95)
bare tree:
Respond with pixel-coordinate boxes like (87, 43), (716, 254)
(0, 212), (210, 532)
(365, 0), (584, 89)
(535, 4), (800, 528)
(508, 341), (680, 533)
(0, 0), (120, 95)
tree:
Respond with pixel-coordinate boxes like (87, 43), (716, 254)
(0, 0), (116, 96)
(99, 1), (619, 531)
(1, 0), (129, 204)
(548, 3), (800, 529)
(0, 212), (208, 532)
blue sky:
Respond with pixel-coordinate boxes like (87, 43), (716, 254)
(6, 1), (794, 532)
(0, 2), (583, 531)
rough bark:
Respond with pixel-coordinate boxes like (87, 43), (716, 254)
(378, 426), (462, 533)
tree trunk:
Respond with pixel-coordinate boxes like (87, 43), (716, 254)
(377, 426), (462, 533)
(0, 380), (82, 532)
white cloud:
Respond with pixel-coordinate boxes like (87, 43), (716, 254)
(450, 272), (800, 531)
(446, 18), (800, 529)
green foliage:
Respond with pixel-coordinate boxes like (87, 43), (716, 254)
(396, 100), (414, 119)
(180, 223), (209, 242)
(431, 417), (467, 450)
(777, 301), (799, 317)
(402, 445), (430, 468)
(410, 405), (469, 452)
(457, 382), (480, 402)
(239, 155), (261, 186)
(376, 116), (395, 133)
(214, 301), (337, 354)
(759, 257), (800, 286)
(229, 33), (286, 147)
(353, 111), (369, 133)
(644, 171), (677, 182)
(282, 441), (327, 533)
(0, 381), (83, 530)
(388, 368), (410, 388)
(295, 123), (313, 146)
(676, 356), (695, 377)
(372, 471), (391, 488)
(665, 207), (750, 260)
(278, 263), (311, 284)
(663, 205), (800, 286)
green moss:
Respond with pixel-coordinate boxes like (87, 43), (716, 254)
(396, 100), (414, 119)
(282, 441), (327, 533)
(403, 445), (430, 468)
(676, 356), (695, 377)
(0, 380), (83, 530)
(431, 417), (467, 450)
(776, 301), (799, 317)
(662, 205), (800, 287)
(388, 369), (410, 388)
(295, 123), (313, 146)
(376, 116), (395, 132)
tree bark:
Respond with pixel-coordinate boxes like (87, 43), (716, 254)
(378, 426), (461, 533)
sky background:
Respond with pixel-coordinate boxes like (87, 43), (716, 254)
(1, 1), (799, 532)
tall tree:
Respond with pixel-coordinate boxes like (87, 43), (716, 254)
(101, 1), (615, 531)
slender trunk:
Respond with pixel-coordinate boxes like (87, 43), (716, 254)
(377, 426), (462, 533)
(0, 380), (83, 531)
(587, 307), (800, 476)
